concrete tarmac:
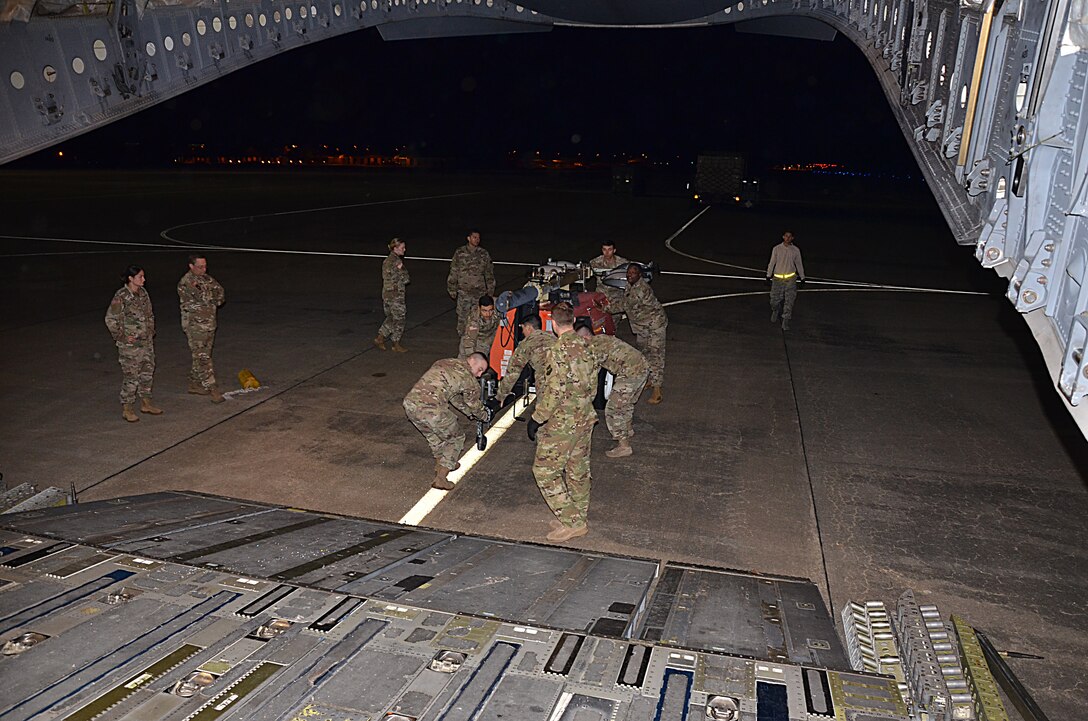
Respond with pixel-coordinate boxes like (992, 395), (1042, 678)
(1, 169), (1085, 719)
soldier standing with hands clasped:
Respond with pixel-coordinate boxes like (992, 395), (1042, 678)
(106, 265), (163, 422)
(447, 230), (495, 336)
(375, 237), (409, 352)
(178, 254), (226, 403)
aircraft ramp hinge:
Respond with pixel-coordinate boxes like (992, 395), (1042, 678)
(1059, 313), (1088, 405)
(943, 126), (962, 159)
(976, 200), (1008, 267)
(1007, 258), (1048, 311)
(964, 158), (991, 196)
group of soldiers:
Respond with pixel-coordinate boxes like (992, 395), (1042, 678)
(104, 229), (802, 545)
(399, 235), (669, 544)
(105, 255), (226, 422)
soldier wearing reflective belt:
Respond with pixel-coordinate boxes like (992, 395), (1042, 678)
(766, 231), (806, 331)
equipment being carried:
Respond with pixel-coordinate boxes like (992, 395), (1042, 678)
(475, 369), (499, 451)
(593, 260), (658, 292)
(491, 259), (616, 386)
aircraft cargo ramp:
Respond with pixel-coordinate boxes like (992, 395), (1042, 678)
(0, 491), (911, 721)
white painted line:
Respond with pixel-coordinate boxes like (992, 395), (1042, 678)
(660, 207), (986, 295)
(662, 287), (987, 309)
(0, 232), (538, 266)
(221, 386), (264, 400)
(159, 191), (484, 243)
(399, 393), (535, 527)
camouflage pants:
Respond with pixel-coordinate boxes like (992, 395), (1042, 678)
(770, 278), (798, 319)
(455, 291), (483, 336)
(379, 294), (406, 342)
(403, 399), (465, 470)
(532, 417), (595, 527)
(185, 326), (217, 390)
(606, 371), (648, 441)
(117, 342), (155, 404)
(635, 327), (666, 387)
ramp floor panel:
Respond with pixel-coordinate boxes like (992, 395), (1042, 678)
(0, 493), (904, 721)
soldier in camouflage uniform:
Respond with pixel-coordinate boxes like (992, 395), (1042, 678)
(447, 230), (495, 336)
(458, 295), (500, 359)
(178, 254), (226, 403)
(403, 353), (491, 490)
(375, 238), (409, 352)
(766, 231), (806, 331)
(577, 326), (648, 458)
(105, 265), (163, 422)
(496, 314), (555, 399)
(588, 242), (629, 317)
(619, 264), (667, 405)
(530, 303), (600, 543)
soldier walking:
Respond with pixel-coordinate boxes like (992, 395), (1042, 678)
(375, 237), (409, 352)
(496, 314), (555, 400)
(577, 326), (648, 458)
(529, 303), (599, 543)
(619, 265), (667, 405)
(447, 230), (495, 336)
(105, 265), (163, 422)
(403, 353), (492, 490)
(459, 295), (499, 359)
(588, 241), (628, 315)
(178, 254), (226, 403)
(766, 231), (806, 331)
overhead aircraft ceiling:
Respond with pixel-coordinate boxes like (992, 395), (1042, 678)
(517, 0), (734, 24)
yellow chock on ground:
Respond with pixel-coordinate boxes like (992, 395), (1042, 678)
(238, 369), (261, 390)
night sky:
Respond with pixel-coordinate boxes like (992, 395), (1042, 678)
(33, 24), (917, 174)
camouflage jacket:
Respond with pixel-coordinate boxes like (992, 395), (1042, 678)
(405, 358), (488, 421)
(587, 333), (648, 380)
(459, 311), (501, 359)
(588, 253), (629, 271)
(623, 279), (667, 336)
(497, 329), (556, 397)
(533, 331), (598, 425)
(177, 270), (225, 331)
(447, 244), (495, 297)
(382, 251), (409, 300)
(105, 285), (155, 346)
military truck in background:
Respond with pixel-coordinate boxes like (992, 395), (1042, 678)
(691, 151), (758, 207)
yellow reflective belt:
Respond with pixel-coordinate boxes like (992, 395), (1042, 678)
(773, 272), (797, 280)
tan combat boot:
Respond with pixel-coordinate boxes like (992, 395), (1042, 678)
(188, 380), (210, 395)
(122, 404), (139, 423)
(546, 522), (588, 543)
(139, 397), (163, 415)
(209, 386), (225, 404)
(431, 465), (455, 491)
(606, 439), (633, 458)
(648, 386), (663, 405)
(373, 334), (387, 351)
(391, 340), (408, 353)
